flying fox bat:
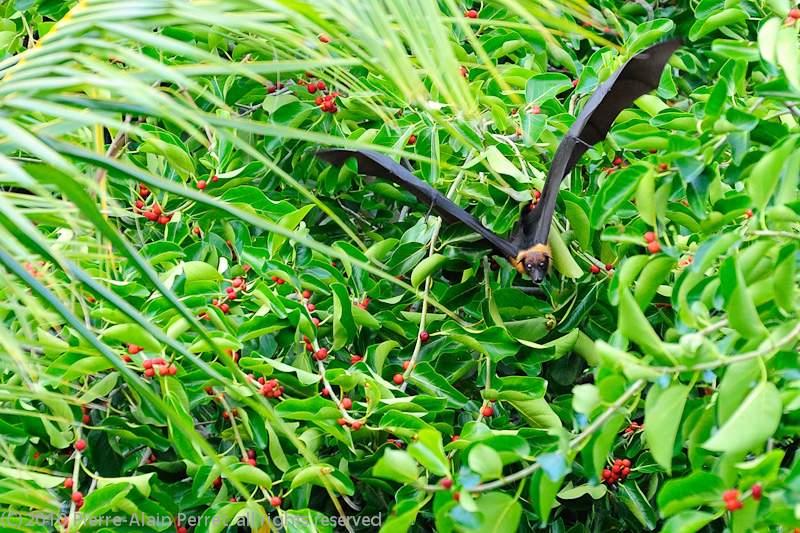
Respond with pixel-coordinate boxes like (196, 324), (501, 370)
(316, 39), (682, 283)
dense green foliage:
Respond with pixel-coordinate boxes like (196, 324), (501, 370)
(0, 0), (799, 532)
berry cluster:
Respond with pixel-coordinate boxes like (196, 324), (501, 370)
(145, 453), (157, 464)
(136, 201), (172, 225)
(644, 230), (661, 254)
(241, 449), (258, 466)
(527, 188), (541, 211)
(22, 260), (46, 278)
(602, 155), (627, 175)
(601, 458), (632, 485)
(723, 489), (743, 511)
(80, 406), (90, 424)
(678, 256), (694, 268)
(623, 421), (643, 435)
(142, 357), (178, 377)
(253, 377), (283, 398)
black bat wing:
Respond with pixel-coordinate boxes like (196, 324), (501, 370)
(523, 38), (683, 246)
(315, 149), (520, 259)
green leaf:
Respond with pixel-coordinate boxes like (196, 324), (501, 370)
(591, 165), (649, 228)
(331, 283), (356, 350)
(373, 449), (420, 483)
(689, 8), (748, 41)
(408, 429), (449, 476)
(101, 324), (161, 352)
(468, 444), (503, 480)
(645, 380), (689, 474)
(275, 397), (341, 420)
(703, 381), (782, 455)
(658, 471), (725, 517)
(411, 253), (448, 288)
(408, 362), (469, 408)
(618, 481), (658, 530)
(661, 511), (716, 533)
(525, 73), (573, 104)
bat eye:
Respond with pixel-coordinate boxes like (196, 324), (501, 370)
(526, 262), (533, 270)
(539, 261), (546, 268)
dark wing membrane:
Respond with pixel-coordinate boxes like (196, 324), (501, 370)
(565, 38), (683, 172)
(315, 149), (520, 258)
(524, 38), (683, 246)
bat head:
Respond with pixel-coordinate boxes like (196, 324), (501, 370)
(517, 244), (552, 283)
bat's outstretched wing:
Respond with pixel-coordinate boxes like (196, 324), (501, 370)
(315, 149), (520, 259)
(525, 38), (683, 246)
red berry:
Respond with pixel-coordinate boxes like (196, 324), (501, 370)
(603, 25), (611, 33)
(605, 263), (613, 271)
(613, 157), (622, 165)
(169, 365), (177, 375)
(144, 368), (155, 377)
(602, 469), (612, 479)
(659, 163), (668, 170)
(726, 499), (743, 511)
(459, 67), (467, 77)
(572, 79), (578, 87)
(232, 277), (243, 288)
(220, 303), (229, 313)
(211, 175), (219, 182)
(75, 440), (86, 452)
(315, 348), (327, 360)
(307, 303), (315, 312)
(352, 421), (362, 430)
(321, 389), (329, 396)
(312, 317), (320, 327)
(590, 265), (601, 274)
(270, 496), (282, 507)
(71, 491), (83, 502)
(453, 492), (460, 501)
(419, 331), (430, 343)
(531, 105), (541, 114)
(341, 398), (353, 409)
(302, 290), (311, 298)
(128, 344), (141, 355)
(82, 414), (90, 424)
(647, 241), (661, 254)
(402, 360), (411, 370)
(337, 418), (346, 425)
(393, 374), (404, 385)
(178, 528), (188, 533)
(745, 209), (753, 218)
(157, 216), (169, 225)
(622, 459), (631, 467)
(319, 34), (331, 43)
(159, 366), (169, 375)
(533, 189), (541, 199)
(197, 180), (207, 190)
(440, 478), (454, 489)
(307, 83), (317, 94)
(481, 406), (494, 417)
(752, 484), (762, 501)
(247, 458), (257, 466)
(408, 135), (417, 145)
(791, 7), (800, 17)
(723, 489), (740, 501)
(644, 231), (656, 243)
(193, 227), (201, 235)
(621, 467), (631, 476)
(305, 343), (313, 351)
(135, 200), (144, 209)
(64, 478), (73, 488)
(465, 9), (478, 18)
(316, 81), (326, 90)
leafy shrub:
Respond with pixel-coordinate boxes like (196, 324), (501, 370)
(0, 0), (798, 532)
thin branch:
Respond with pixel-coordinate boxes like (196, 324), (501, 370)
(651, 321), (800, 374)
